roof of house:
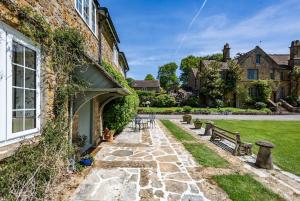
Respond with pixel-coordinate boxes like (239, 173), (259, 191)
(269, 54), (290, 66)
(201, 60), (229, 70)
(132, 80), (160, 88)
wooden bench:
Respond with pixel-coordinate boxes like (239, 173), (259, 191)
(210, 126), (252, 156)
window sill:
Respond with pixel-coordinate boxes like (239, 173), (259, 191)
(7, 128), (40, 140)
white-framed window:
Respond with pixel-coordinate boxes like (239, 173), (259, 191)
(113, 45), (118, 66)
(0, 23), (41, 142)
(75, 0), (97, 35)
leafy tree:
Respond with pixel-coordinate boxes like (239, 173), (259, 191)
(223, 60), (242, 93)
(180, 55), (201, 88)
(292, 66), (300, 97)
(199, 61), (223, 106)
(157, 62), (179, 91)
(126, 77), (134, 87)
(144, 74), (155, 80)
(207, 53), (224, 61)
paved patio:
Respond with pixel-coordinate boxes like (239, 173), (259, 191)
(70, 123), (210, 201)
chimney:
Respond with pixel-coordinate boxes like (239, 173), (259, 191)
(223, 43), (231, 62)
(289, 40), (300, 67)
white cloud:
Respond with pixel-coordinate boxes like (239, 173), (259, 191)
(180, 0), (300, 57)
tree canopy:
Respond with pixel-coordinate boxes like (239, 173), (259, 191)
(157, 62), (179, 91)
(126, 77), (134, 87)
(199, 61), (223, 106)
(180, 55), (201, 88)
(144, 74), (155, 80)
(223, 60), (242, 93)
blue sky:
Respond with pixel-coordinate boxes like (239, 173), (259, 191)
(101, 0), (300, 80)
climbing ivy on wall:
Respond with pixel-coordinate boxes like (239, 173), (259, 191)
(0, 6), (90, 200)
(102, 61), (139, 133)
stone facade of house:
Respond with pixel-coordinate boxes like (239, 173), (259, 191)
(0, 0), (129, 154)
(189, 41), (300, 107)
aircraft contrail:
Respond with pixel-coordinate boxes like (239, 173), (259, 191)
(173, 0), (208, 58)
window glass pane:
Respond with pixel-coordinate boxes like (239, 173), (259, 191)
(12, 111), (24, 133)
(25, 110), (36, 130)
(25, 47), (36, 69)
(76, 0), (83, 14)
(25, 69), (36, 89)
(92, 4), (96, 32)
(12, 88), (24, 109)
(256, 55), (260, 64)
(25, 90), (36, 109)
(84, 0), (89, 22)
(12, 42), (24, 65)
(12, 65), (24, 87)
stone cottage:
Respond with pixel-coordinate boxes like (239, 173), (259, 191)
(0, 0), (130, 155)
(132, 80), (161, 92)
(188, 41), (300, 107)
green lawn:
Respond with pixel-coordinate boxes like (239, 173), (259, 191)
(213, 174), (285, 201)
(214, 120), (300, 175)
(184, 143), (229, 168)
(160, 119), (195, 141)
(160, 120), (229, 168)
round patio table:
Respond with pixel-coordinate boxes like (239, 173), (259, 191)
(255, 140), (275, 170)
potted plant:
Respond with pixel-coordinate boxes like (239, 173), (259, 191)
(183, 114), (192, 124)
(194, 119), (203, 129)
(103, 128), (115, 142)
(182, 114), (191, 123)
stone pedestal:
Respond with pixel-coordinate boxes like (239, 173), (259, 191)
(255, 141), (275, 170)
(204, 121), (214, 136)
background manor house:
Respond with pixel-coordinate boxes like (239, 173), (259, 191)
(187, 41), (300, 107)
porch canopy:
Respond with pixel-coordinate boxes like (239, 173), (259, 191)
(73, 62), (130, 115)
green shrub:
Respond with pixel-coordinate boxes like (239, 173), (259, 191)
(185, 96), (199, 107)
(183, 106), (193, 113)
(255, 102), (267, 110)
(175, 108), (183, 113)
(102, 61), (139, 133)
(214, 99), (224, 108)
(153, 94), (176, 107)
(136, 90), (156, 107)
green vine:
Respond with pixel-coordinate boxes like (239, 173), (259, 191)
(101, 61), (139, 133)
(0, 8), (90, 200)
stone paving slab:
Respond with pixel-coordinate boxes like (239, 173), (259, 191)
(71, 122), (210, 201)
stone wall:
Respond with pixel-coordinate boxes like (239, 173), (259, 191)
(239, 48), (291, 102)
(0, 0), (101, 122)
(239, 49), (281, 81)
(100, 22), (124, 75)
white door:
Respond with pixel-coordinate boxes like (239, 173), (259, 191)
(0, 27), (6, 142)
(78, 101), (93, 151)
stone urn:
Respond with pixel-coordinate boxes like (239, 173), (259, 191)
(182, 114), (192, 124)
(194, 119), (202, 129)
(103, 128), (114, 142)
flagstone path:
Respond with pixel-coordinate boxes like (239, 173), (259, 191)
(70, 123), (211, 201)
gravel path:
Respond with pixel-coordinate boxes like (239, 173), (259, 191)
(143, 114), (300, 121)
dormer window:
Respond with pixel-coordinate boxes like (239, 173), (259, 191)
(75, 0), (97, 35)
(256, 54), (261, 64)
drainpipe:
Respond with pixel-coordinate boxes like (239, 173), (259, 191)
(98, 11), (104, 65)
(69, 98), (73, 145)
